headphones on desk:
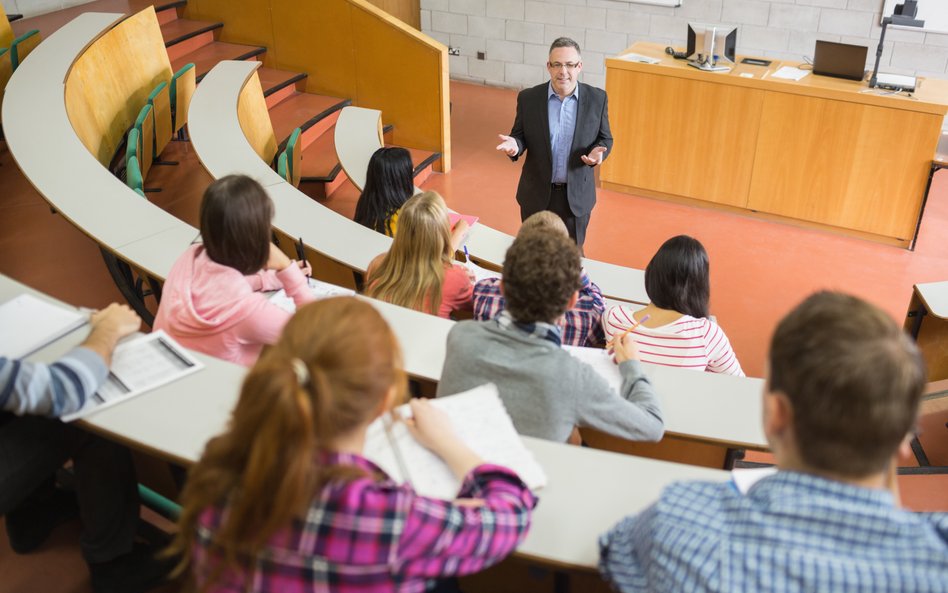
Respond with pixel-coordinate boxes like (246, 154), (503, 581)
(665, 46), (688, 60)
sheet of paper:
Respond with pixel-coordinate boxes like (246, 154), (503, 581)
(448, 212), (479, 229)
(363, 384), (548, 500)
(268, 279), (356, 313)
(563, 345), (622, 392)
(731, 467), (778, 494)
(617, 52), (660, 64)
(464, 260), (501, 284)
(0, 294), (87, 358)
(771, 66), (809, 81)
(62, 331), (204, 421)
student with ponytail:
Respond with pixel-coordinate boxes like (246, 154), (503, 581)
(171, 298), (536, 592)
(154, 175), (314, 366)
(365, 190), (473, 319)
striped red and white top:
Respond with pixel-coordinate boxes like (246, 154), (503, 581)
(602, 306), (744, 376)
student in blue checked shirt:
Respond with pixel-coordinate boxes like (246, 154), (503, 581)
(599, 291), (948, 593)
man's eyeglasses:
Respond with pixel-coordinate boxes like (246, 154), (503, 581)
(549, 62), (581, 71)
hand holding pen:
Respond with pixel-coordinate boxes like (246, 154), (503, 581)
(606, 314), (649, 364)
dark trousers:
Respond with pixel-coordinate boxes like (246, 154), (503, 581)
(0, 413), (138, 563)
(521, 184), (590, 251)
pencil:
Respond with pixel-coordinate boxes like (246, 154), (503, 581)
(610, 314), (650, 348)
(383, 412), (413, 487)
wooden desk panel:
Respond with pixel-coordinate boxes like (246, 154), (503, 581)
(605, 42), (948, 247)
(748, 91), (939, 240)
(604, 69), (763, 208)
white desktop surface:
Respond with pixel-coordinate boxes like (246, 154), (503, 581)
(3, 12), (191, 250)
(916, 280), (948, 319)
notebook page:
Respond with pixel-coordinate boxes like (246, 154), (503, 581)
(0, 294), (87, 358)
(563, 345), (622, 392)
(731, 467), (778, 494)
(268, 279), (356, 313)
(363, 384), (548, 500)
(61, 331), (204, 422)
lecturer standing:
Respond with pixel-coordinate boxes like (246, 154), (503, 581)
(497, 37), (613, 251)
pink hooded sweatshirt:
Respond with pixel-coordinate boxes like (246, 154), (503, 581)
(154, 245), (315, 366)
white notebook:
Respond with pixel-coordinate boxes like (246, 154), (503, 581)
(62, 331), (204, 422)
(0, 293), (87, 358)
(563, 345), (622, 392)
(363, 384), (548, 500)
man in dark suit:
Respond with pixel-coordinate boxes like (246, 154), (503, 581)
(497, 37), (613, 251)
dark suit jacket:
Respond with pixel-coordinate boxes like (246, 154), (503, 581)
(509, 81), (613, 219)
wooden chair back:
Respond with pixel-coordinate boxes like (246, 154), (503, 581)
(147, 81), (173, 156)
(135, 104), (155, 179)
(171, 63), (196, 133)
(0, 49), (11, 127)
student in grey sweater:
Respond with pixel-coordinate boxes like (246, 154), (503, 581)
(437, 229), (664, 443)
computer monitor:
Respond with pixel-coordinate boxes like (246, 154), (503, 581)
(686, 23), (737, 72)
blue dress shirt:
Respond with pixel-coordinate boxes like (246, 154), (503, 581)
(548, 82), (578, 184)
(599, 471), (948, 593)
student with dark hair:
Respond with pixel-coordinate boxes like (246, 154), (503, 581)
(154, 175), (314, 366)
(354, 146), (415, 236)
(438, 230), (663, 443)
(601, 235), (743, 376)
(600, 291), (948, 592)
(171, 298), (536, 592)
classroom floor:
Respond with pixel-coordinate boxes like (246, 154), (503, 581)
(2, 17), (948, 592)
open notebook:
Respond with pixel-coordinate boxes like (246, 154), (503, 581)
(62, 331), (204, 422)
(0, 293), (88, 358)
(362, 384), (547, 500)
(268, 279), (356, 314)
(563, 345), (622, 391)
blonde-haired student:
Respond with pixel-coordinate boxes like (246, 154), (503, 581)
(365, 191), (473, 318)
(171, 298), (535, 593)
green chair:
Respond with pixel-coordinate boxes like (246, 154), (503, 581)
(134, 104), (155, 182)
(285, 127), (302, 187)
(10, 29), (40, 71)
(170, 63), (196, 139)
(278, 151), (290, 184)
(126, 128), (141, 171)
(126, 155), (144, 195)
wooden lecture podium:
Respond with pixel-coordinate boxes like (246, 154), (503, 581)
(603, 42), (948, 248)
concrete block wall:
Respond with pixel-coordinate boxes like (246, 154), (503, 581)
(421, 0), (948, 89)
(2, 0), (95, 19)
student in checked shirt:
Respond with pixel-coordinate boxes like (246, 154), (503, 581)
(602, 235), (744, 376)
(600, 292), (948, 593)
(473, 210), (606, 347)
(171, 297), (536, 593)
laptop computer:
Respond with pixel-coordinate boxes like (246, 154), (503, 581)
(813, 40), (868, 81)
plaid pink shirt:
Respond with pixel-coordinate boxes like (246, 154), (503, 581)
(473, 269), (606, 347)
(192, 453), (537, 593)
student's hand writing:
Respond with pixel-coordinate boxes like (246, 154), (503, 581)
(496, 134), (519, 157)
(581, 145), (606, 166)
(405, 399), (457, 453)
(450, 219), (470, 252)
(612, 332), (640, 364)
(265, 243), (292, 271)
(90, 303), (141, 340)
(297, 259), (313, 278)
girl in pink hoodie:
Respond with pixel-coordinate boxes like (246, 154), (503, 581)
(154, 175), (315, 366)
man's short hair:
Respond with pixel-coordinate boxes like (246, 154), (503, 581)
(769, 291), (925, 477)
(549, 37), (581, 56)
(519, 211), (568, 238)
(502, 230), (581, 324)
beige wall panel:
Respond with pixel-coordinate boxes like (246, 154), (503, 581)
(183, 0), (274, 53)
(237, 71), (278, 164)
(269, 0), (358, 101)
(65, 7), (172, 164)
(748, 92), (938, 240)
(603, 70), (763, 208)
(350, 3), (448, 164)
(366, 0), (420, 29)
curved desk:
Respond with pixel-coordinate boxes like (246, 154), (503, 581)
(905, 280), (948, 382)
(190, 60), (648, 304)
(6, 269), (727, 573)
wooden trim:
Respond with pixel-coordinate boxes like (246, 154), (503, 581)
(237, 71), (278, 164)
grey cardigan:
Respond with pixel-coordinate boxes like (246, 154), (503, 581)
(436, 320), (664, 443)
